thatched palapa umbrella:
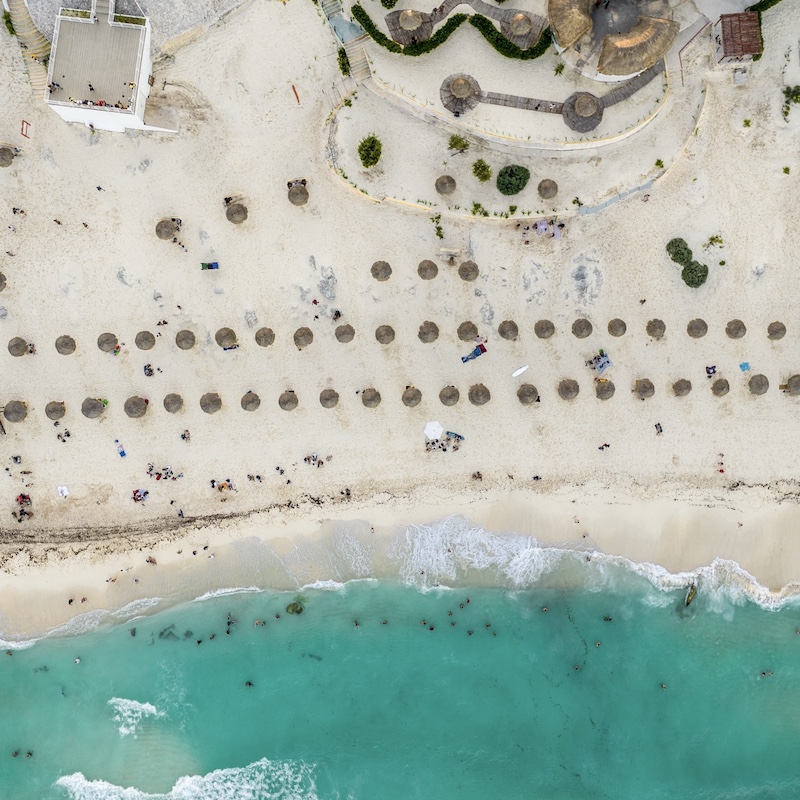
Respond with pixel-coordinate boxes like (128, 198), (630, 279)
(538, 179), (558, 199)
(164, 393), (183, 413)
(748, 374), (769, 395)
(402, 387), (422, 407)
(608, 319), (626, 337)
(3, 400), (27, 422)
(176, 330), (196, 350)
(320, 388), (339, 408)
(255, 328), (275, 347)
(469, 383), (490, 406)
(418, 260), (438, 280)
(712, 379), (729, 397)
(726, 319), (746, 339)
(559, 379), (579, 400)
(0, 273), (6, 292)
(362, 388), (381, 408)
(200, 392), (222, 414)
(226, 203), (248, 224)
(294, 327), (313, 349)
(0, 148), (15, 168)
(82, 397), (105, 418)
(8, 337), (27, 357)
(439, 386), (459, 406)
(509, 11), (532, 35)
(335, 324), (355, 343)
(673, 379), (692, 397)
(458, 321), (478, 341)
(288, 184), (309, 206)
(241, 391), (260, 411)
(375, 325), (395, 345)
(687, 319), (707, 338)
(786, 375), (800, 396)
(572, 318), (592, 339)
(595, 380), (615, 400)
(517, 384), (538, 405)
(135, 331), (156, 351)
(399, 8), (423, 30)
(418, 321), (439, 343)
(155, 219), (176, 240)
(371, 261), (392, 282)
(124, 396), (148, 418)
(458, 261), (479, 282)
(97, 332), (118, 352)
(55, 335), (76, 355)
(535, 320), (555, 339)
(498, 320), (518, 341)
(279, 390), (298, 411)
(635, 379), (655, 399)
(768, 321), (786, 340)
(215, 327), (237, 348)
(435, 176), (456, 196)
(646, 319), (666, 339)
(46, 401), (65, 420)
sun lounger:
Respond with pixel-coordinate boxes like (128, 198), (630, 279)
(201, 262), (219, 270)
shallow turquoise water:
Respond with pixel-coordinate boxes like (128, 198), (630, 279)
(2, 575), (800, 799)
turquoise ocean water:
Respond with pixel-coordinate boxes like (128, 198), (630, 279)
(2, 518), (800, 800)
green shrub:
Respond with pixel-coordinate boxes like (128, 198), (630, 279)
(449, 134), (470, 152)
(666, 237), (693, 266)
(784, 166), (791, 174)
(358, 134), (382, 168)
(469, 16), (552, 60)
(404, 14), (467, 55)
(655, 159), (664, 169)
(471, 202), (489, 217)
(351, 4), (402, 52)
(496, 165), (530, 196)
(554, 63), (564, 75)
(381, 0), (398, 7)
(472, 159), (492, 182)
(681, 261), (708, 288)
(337, 47), (351, 77)
(3, 11), (14, 35)
(743, 118), (751, 127)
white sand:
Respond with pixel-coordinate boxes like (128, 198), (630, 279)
(0, 0), (799, 636)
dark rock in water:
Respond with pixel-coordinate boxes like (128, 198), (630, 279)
(158, 623), (175, 640)
(304, 653), (322, 661)
(164, 631), (179, 641)
(183, 630), (193, 639)
(130, 628), (136, 637)
(286, 602), (304, 615)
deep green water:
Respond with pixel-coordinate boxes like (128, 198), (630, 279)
(2, 570), (800, 800)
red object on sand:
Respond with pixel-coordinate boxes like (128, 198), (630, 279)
(292, 85), (300, 105)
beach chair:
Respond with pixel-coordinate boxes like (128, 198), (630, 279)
(201, 262), (219, 270)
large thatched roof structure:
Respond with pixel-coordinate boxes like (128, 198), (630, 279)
(597, 18), (678, 76)
(548, 0), (593, 49)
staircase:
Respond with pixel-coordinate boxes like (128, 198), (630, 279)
(321, 0), (342, 18)
(7, 0), (51, 97)
(343, 35), (371, 84)
(95, 0), (111, 19)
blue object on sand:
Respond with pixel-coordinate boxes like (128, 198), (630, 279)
(739, 362), (750, 372)
(461, 344), (487, 364)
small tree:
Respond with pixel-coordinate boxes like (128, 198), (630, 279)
(472, 159), (492, 182)
(681, 261), (708, 288)
(449, 134), (470, 152)
(337, 48), (351, 77)
(666, 237), (692, 266)
(358, 134), (382, 168)
(496, 165), (530, 196)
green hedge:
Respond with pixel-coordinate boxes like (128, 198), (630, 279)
(337, 47), (351, 76)
(681, 261), (708, 288)
(469, 15), (552, 60)
(381, 0), (399, 7)
(352, 4), (402, 52)
(404, 14), (467, 56)
(666, 238), (692, 267)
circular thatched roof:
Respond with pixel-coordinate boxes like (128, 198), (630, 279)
(279, 390), (298, 411)
(748, 374), (769, 395)
(576, 94), (599, 118)
(768, 321), (786, 340)
(226, 203), (248, 224)
(786, 375), (800, 396)
(458, 321), (478, 341)
(215, 327), (237, 348)
(362, 388), (381, 408)
(439, 385), (459, 406)
(498, 320), (518, 341)
(255, 327), (275, 347)
(320, 388), (339, 408)
(646, 319), (666, 339)
(572, 318), (593, 339)
(537, 179), (558, 199)
(451, 76), (472, 99)
(435, 175), (456, 196)
(164, 393), (183, 413)
(418, 259), (438, 279)
(124, 396), (148, 418)
(335, 324), (355, 343)
(288, 184), (309, 206)
(0, 273), (6, 292)
(46, 401), (65, 420)
(176, 330), (196, 350)
(399, 8), (423, 30)
(241, 391), (260, 411)
(635, 379), (655, 399)
(608, 318), (626, 337)
(4, 400), (27, 422)
(726, 319), (746, 339)
(596, 380), (615, 400)
(81, 397), (105, 418)
(535, 319), (555, 339)
(510, 11), (532, 35)
(0, 147), (14, 168)
(687, 319), (707, 339)
(458, 261), (479, 282)
(200, 392), (222, 414)
(469, 383), (490, 406)
(402, 387), (422, 407)
(371, 261), (391, 282)
(55, 335), (76, 355)
(8, 337), (27, 357)
(97, 332), (118, 352)
(673, 379), (692, 397)
(562, 92), (603, 133)
(418, 321), (439, 343)
(517, 384), (539, 405)
(375, 325), (395, 345)
(135, 331), (155, 351)
(440, 73), (482, 114)
(155, 219), (176, 240)
(559, 379), (579, 400)
(711, 379), (729, 397)
(294, 327), (313, 348)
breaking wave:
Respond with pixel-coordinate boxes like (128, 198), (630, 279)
(107, 697), (165, 738)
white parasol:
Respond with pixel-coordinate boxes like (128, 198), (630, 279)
(424, 421), (444, 441)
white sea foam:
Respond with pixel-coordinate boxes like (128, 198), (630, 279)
(192, 586), (262, 602)
(108, 697), (165, 738)
(56, 756), (318, 799)
(112, 597), (163, 620)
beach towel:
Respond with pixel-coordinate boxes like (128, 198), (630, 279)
(461, 344), (486, 364)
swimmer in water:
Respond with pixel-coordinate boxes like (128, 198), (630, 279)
(245, 681), (253, 687)
(74, 657), (81, 664)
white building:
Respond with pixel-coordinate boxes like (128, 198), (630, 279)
(45, 0), (172, 133)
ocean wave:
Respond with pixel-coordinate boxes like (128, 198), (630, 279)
(108, 697), (165, 738)
(112, 597), (163, 620)
(300, 578), (378, 592)
(192, 587), (262, 603)
(56, 756), (318, 799)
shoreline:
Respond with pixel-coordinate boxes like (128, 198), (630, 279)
(3, 483), (800, 643)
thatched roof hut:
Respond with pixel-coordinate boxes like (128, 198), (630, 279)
(559, 379), (579, 400)
(596, 380), (615, 400)
(768, 321), (786, 340)
(418, 260), (438, 280)
(786, 375), (800, 396)
(0, 273), (6, 292)
(635, 379), (655, 399)
(279, 390), (298, 411)
(320, 388), (339, 408)
(439, 386), (459, 406)
(673, 379), (692, 397)
(226, 203), (248, 224)
(335, 324), (355, 343)
(435, 176), (456, 196)
(711, 379), (729, 397)
(510, 12), (533, 36)
(4, 400), (27, 422)
(538, 179), (558, 200)
(164, 393), (183, 413)
(375, 325), (395, 345)
(176, 330), (196, 350)
(498, 320), (519, 341)
(97, 332), (118, 352)
(440, 74), (482, 115)
(200, 392), (222, 414)
(255, 328), (275, 347)
(135, 331), (155, 351)
(402, 387), (422, 407)
(288, 184), (309, 206)
(241, 391), (260, 411)
(517, 384), (539, 405)
(294, 327), (313, 348)
(572, 318), (592, 338)
(608, 319), (626, 337)
(418, 321), (439, 343)
(548, 0), (593, 49)
(469, 383), (491, 406)
(597, 18), (679, 77)
(726, 319), (747, 339)
(0, 147), (15, 168)
(8, 337), (27, 357)
(748, 374), (769, 395)
(399, 9), (423, 30)
(687, 319), (707, 339)
(46, 401), (65, 420)
(124, 396), (148, 418)
(81, 397), (105, 418)
(56, 335), (76, 355)
(535, 320), (555, 339)
(215, 327), (237, 348)
(371, 261), (392, 282)
(362, 388), (381, 408)
(155, 219), (176, 240)
(646, 319), (666, 339)
(458, 261), (479, 282)
(458, 322), (478, 341)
